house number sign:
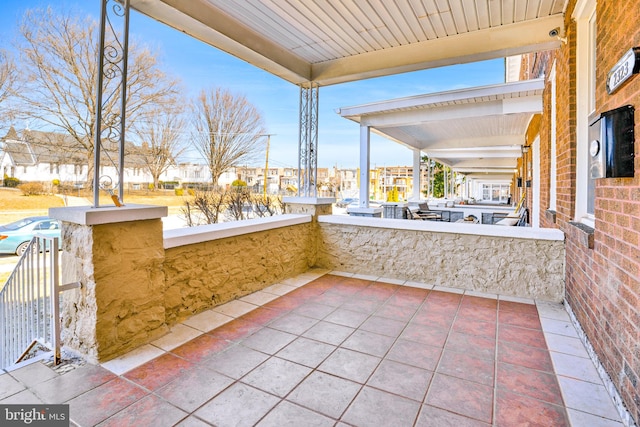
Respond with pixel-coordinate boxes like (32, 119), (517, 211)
(607, 47), (640, 94)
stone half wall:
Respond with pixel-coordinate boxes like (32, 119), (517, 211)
(163, 220), (315, 324)
(60, 219), (168, 363)
(316, 217), (566, 302)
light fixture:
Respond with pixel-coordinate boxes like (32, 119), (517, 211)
(521, 145), (531, 154)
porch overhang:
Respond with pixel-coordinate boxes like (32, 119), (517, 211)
(129, 0), (567, 86)
(337, 78), (545, 178)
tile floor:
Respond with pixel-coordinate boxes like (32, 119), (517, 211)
(0, 270), (627, 426)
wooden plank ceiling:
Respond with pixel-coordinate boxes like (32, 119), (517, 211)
(130, 0), (568, 86)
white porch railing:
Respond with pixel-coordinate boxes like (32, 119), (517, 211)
(0, 235), (79, 370)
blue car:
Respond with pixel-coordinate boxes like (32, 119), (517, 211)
(0, 216), (61, 256)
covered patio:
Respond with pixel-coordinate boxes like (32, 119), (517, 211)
(6, 0), (631, 425)
(337, 78), (544, 217)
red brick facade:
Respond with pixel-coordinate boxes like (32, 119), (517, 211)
(525, 0), (640, 422)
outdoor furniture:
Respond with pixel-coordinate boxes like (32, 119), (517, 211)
(485, 207), (529, 226)
(448, 211), (465, 222)
(417, 203), (464, 222)
(408, 207), (441, 221)
(455, 215), (480, 224)
(482, 212), (509, 224)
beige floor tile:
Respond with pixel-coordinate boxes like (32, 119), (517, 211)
(151, 324), (202, 351)
(499, 294), (535, 304)
(213, 300), (257, 318)
(558, 376), (620, 421)
(240, 291), (279, 306)
(101, 344), (164, 375)
(262, 283), (297, 295)
(182, 309), (234, 332)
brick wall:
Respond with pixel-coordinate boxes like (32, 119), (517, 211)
(533, 0), (640, 421)
(555, 19), (577, 227)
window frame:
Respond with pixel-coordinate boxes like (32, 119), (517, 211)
(549, 61), (557, 211)
(573, 0), (597, 227)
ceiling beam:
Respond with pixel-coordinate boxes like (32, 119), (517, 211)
(338, 79), (544, 119)
(426, 146), (523, 158)
(376, 133), (526, 150)
(311, 16), (564, 85)
(359, 97), (541, 128)
(442, 157), (518, 168)
(450, 168), (517, 174)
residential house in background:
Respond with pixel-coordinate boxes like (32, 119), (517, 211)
(1, 127), (89, 187)
(0, 127), (540, 206)
(0, 129), (348, 196)
(0, 127), (178, 190)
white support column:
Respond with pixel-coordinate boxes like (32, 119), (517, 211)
(532, 136), (540, 228)
(345, 124), (382, 217)
(411, 149), (421, 202)
(359, 124), (370, 208)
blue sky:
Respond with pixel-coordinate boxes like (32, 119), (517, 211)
(1, 1), (506, 169)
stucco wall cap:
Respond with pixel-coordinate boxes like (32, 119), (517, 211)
(163, 214), (311, 249)
(318, 215), (565, 241)
(49, 204), (168, 225)
(283, 196), (335, 205)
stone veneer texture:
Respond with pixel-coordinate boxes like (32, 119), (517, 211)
(316, 223), (565, 302)
(61, 220), (168, 362)
(163, 222), (315, 324)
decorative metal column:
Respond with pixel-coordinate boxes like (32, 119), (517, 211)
(93, 0), (130, 207)
(297, 83), (319, 197)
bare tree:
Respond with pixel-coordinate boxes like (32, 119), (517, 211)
(181, 189), (226, 225)
(134, 108), (187, 190)
(191, 87), (266, 186)
(251, 194), (282, 217)
(14, 7), (180, 186)
(0, 49), (18, 121)
(226, 187), (251, 221)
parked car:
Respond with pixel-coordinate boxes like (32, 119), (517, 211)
(336, 198), (357, 208)
(0, 216), (61, 256)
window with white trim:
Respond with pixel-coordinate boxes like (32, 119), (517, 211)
(574, 0), (597, 226)
(481, 183), (510, 203)
(549, 62), (557, 211)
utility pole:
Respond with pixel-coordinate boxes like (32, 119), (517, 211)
(263, 134), (273, 199)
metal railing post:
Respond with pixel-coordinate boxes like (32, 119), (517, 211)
(50, 237), (61, 365)
(0, 236), (79, 369)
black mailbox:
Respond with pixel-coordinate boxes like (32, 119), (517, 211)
(589, 105), (635, 178)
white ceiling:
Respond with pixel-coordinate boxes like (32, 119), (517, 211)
(130, 0), (568, 86)
(337, 79), (544, 177)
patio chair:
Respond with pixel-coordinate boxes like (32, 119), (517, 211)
(494, 207), (529, 226)
(407, 207), (425, 220)
(409, 207), (442, 221)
